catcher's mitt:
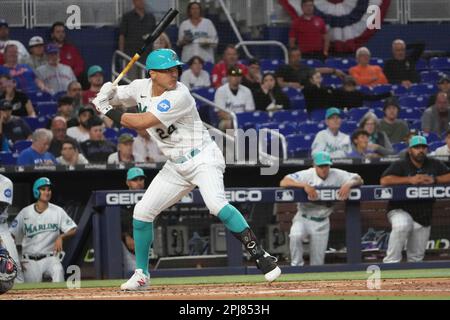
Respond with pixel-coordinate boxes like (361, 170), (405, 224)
(0, 247), (18, 295)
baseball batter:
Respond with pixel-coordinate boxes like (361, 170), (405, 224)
(0, 174), (23, 283)
(280, 151), (363, 266)
(9, 177), (77, 283)
(92, 48), (281, 290)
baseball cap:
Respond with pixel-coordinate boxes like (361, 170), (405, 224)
(127, 167), (146, 181)
(118, 133), (134, 144)
(28, 36), (44, 47)
(438, 75), (450, 84)
(227, 66), (243, 77)
(0, 99), (13, 111)
(383, 97), (400, 111)
(78, 105), (95, 116)
(313, 151), (332, 166)
(45, 43), (59, 54)
(0, 19), (8, 28)
(325, 107), (341, 119)
(87, 65), (103, 78)
(409, 135), (428, 148)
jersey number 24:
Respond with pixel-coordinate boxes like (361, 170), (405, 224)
(156, 125), (177, 139)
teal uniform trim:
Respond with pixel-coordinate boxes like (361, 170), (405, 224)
(132, 219), (153, 276)
(217, 204), (249, 233)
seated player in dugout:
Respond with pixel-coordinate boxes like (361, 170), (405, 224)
(93, 48), (281, 291)
(279, 151), (363, 266)
(380, 136), (450, 263)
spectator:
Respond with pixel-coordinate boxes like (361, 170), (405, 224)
(82, 65), (104, 105)
(428, 75), (450, 107)
(383, 40), (425, 88)
(0, 74), (7, 95)
(57, 139), (88, 165)
(56, 96), (77, 127)
(358, 111), (394, 156)
(421, 92), (450, 138)
(280, 151), (363, 266)
(303, 69), (334, 113)
(177, 2), (218, 64)
(378, 97), (410, 144)
(108, 133), (135, 164)
(252, 73), (290, 112)
(275, 47), (344, 90)
(349, 47), (388, 87)
(432, 130), (450, 156)
(48, 116), (79, 157)
(0, 19), (30, 62)
(133, 129), (167, 163)
(311, 108), (352, 158)
(180, 56), (211, 90)
(66, 105), (95, 143)
(214, 66), (255, 131)
(152, 32), (172, 50)
(0, 99), (32, 144)
(119, 0), (156, 79)
(80, 116), (116, 163)
(347, 129), (379, 159)
(50, 22), (85, 78)
(211, 45), (248, 88)
(380, 135), (450, 263)
(0, 74), (36, 117)
(0, 44), (46, 93)
(22, 36), (47, 71)
(66, 80), (83, 114)
(333, 76), (392, 110)
(17, 129), (57, 165)
(288, 0), (329, 60)
(35, 44), (76, 95)
(241, 59), (262, 91)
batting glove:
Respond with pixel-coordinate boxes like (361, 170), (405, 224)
(99, 81), (117, 100)
(92, 94), (113, 115)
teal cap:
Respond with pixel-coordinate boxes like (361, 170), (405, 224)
(127, 167), (146, 181)
(87, 65), (103, 78)
(146, 48), (183, 71)
(313, 151), (332, 166)
(325, 107), (341, 119)
(409, 135), (428, 148)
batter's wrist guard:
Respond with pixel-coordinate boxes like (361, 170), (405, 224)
(105, 108), (124, 126)
(231, 228), (265, 259)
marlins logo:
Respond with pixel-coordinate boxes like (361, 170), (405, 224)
(4, 188), (11, 198)
(157, 99), (171, 112)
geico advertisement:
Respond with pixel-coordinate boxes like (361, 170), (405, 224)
(406, 186), (450, 199)
(106, 193), (145, 205)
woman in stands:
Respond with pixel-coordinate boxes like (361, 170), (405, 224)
(0, 75), (36, 117)
(358, 111), (395, 156)
(302, 69), (334, 114)
(252, 73), (290, 112)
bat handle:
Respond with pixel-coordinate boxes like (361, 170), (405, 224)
(112, 53), (142, 86)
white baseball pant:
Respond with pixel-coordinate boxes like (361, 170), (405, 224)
(289, 214), (330, 266)
(133, 143), (229, 222)
(383, 209), (431, 263)
(0, 231), (24, 283)
(22, 256), (64, 283)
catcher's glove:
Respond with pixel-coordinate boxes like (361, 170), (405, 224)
(0, 247), (18, 295)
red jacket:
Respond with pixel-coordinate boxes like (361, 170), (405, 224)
(58, 42), (85, 78)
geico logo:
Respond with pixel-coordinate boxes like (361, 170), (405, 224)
(106, 193), (144, 205)
(225, 190), (262, 202)
(406, 187), (450, 199)
(316, 189), (361, 201)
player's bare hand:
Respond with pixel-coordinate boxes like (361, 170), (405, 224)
(419, 175), (435, 185)
(54, 236), (63, 253)
(338, 183), (352, 200)
(409, 174), (431, 185)
(304, 185), (318, 200)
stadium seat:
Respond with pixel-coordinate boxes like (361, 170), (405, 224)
(348, 107), (370, 121)
(409, 83), (438, 96)
(392, 142), (408, 153)
(370, 57), (384, 68)
(23, 116), (49, 131)
(372, 84), (392, 95)
(203, 61), (214, 74)
(340, 121), (358, 134)
(271, 109), (308, 123)
(255, 122), (279, 131)
(325, 57), (356, 72)
(420, 71), (442, 83)
(399, 96), (428, 109)
(302, 59), (324, 68)
(415, 59), (429, 71)
(421, 132), (440, 143)
(236, 111), (270, 129)
(27, 91), (54, 104)
(286, 133), (314, 158)
(104, 127), (118, 140)
(391, 84), (409, 96)
(357, 85), (372, 95)
(53, 91), (67, 101)
(282, 88), (306, 110)
(260, 59), (284, 73)
(398, 108), (422, 120)
(278, 122), (297, 136)
(309, 109), (328, 122)
(297, 121), (325, 134)
(36, 101), (58, 117)
(12, 140), (32, 153)
(408, 119), (422, 131)
(282, 87), (301, 99)
(364, 100), (385, 109)
(430, 57), (450, 71)
(0, 151), (16, 165)
(118, 127), (138, 137)
(191, 87), (216, 102)
(429, 141), (446, 152)
(322, 74), (342, 86)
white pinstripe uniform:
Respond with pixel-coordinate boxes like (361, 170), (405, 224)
(287, 168), (360, 266)
(111, 79), (229, 222)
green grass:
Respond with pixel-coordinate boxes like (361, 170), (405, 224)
(12, 268), (450, 291)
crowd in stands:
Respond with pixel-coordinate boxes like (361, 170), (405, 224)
(1, 0), (450, 166)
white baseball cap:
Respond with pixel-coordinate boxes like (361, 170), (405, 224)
(28, 36), (44, 47)
(0, 174), (13, 205)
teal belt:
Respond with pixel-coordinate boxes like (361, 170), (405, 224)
(173, 148), (201, 164)
(302, 214), (327, 222)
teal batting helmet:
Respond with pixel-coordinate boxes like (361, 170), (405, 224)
(33, 177), (52, 199)
(146, 49), (184, 71)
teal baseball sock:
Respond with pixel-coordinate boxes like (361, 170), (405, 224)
(132, 219), (153, 276)
(217, 204), (249, 233)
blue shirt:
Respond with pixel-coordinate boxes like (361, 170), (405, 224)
(17, 147), (57, 165)
(0, 64), (38, 93)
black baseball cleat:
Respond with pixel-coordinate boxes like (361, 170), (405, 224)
(256, 252), (281, 282)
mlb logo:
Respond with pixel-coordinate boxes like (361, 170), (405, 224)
(180, 192), (194, 203)
(374, 188), (393, 200)
(276, 190), (294, 202)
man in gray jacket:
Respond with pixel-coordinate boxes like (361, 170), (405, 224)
(422, 92), (450, 138)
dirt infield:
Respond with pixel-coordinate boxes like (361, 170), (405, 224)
(3, 278), (450, 300)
